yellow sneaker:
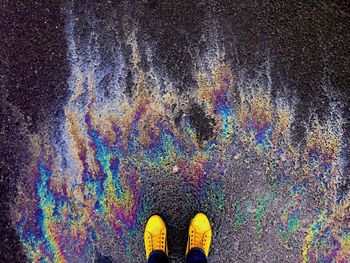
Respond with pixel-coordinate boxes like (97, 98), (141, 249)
(186, 213), (212, 257)
(144, 215), (168, 260)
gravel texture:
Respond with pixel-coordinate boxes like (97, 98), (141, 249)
(1, 1), (350, 262)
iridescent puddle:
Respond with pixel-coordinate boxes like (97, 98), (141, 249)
(12, 6), (349, 263)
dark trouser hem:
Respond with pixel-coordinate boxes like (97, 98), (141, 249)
(186, 248), (208, 263)
(147, 250), (169, 263)
(147, 248), (208, 263)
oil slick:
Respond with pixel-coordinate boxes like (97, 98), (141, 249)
(12, 5), (349, 263)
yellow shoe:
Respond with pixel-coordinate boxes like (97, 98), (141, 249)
(144, 215), (168, 260)
(186, 213), (212, 257)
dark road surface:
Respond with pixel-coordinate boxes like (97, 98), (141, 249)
(1, 1), (350, 262)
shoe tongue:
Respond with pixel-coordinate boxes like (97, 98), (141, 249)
(153, 230), (165, 250)
(194, 232), (203, 247)
(153, 237), (161, 250)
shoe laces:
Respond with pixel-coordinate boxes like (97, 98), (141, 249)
(148, 232), (165, 252)
(190, 230), (207, 249)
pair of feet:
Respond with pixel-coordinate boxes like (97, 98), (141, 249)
(144, 213), (212, 260)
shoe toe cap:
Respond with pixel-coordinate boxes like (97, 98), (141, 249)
(192, 213), (211, 232)
(146, 215), (166, 233)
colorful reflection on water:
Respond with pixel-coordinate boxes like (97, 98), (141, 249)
(12, 6), (349, 263)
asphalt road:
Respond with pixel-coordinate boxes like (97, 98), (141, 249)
(1, 1), (349, 262)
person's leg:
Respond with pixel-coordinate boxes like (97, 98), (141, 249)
(147, 250), (169, 263)
(185, 213), (212, 263)
(144, 215), (169, 263)
(185, 248), (208, 263)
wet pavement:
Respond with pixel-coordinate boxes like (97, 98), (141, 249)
(1, 1), (350, 262)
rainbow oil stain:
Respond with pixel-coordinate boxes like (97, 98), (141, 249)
(12, 6), (350, 263)
(277, 184), (303, 240)
(232, 198), (251, 229)
(254, 193), (276, 235)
